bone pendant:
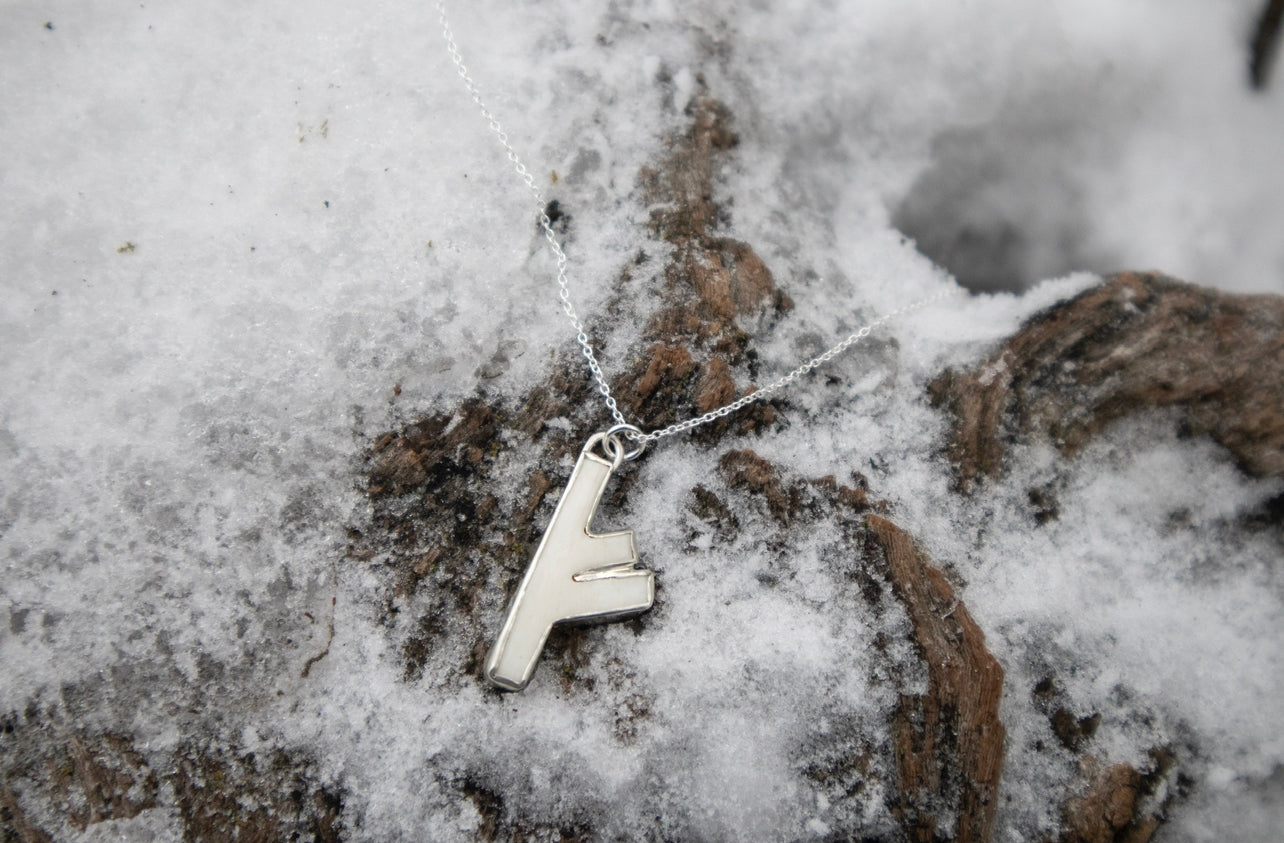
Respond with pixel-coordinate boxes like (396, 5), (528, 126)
(485, 443), (654, 691)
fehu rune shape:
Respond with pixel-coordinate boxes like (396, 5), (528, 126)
(485, 435), (655, 691)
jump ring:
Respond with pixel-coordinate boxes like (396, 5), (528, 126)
(604, 423), (647, 461)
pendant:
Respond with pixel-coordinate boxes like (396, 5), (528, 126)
(485, 432), (655, 691)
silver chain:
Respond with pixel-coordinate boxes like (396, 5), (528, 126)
(435, 1), (958, 448)
(436, 1), (629, 429)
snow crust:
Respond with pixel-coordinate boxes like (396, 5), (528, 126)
(2, 0), (1281, 839)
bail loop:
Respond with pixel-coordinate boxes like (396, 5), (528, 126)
(582, 432), (625, 470)
(603, 423), (647, 462)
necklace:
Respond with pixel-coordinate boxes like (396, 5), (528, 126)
(436, 2), (956, 691)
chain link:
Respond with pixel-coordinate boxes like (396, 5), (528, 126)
(435, 1), (959, 447)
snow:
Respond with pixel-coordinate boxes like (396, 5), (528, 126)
(2, 0), (1282, 839)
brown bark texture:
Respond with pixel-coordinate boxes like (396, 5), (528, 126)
(1056, 749), (1179, 843)
(0, 718), (342, 843)
(927, 273), (1283, 840)
(357, 96), (1283, 842)
(930, 271), (1284, 492)
(866, 515), (1005, 843)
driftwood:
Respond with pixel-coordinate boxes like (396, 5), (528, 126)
(369, 100), (1283, 840)
(373, 94), (1007, 839)
(929, 273), (1282, 840)
(360, 96), (1009, 839)
(1056, 750), (1177, 843)
(6, 91), (1280, 843)
(930, 271), (1284, 492)
(867, 515), (1005, 843)
(231, 98), (1284, 842)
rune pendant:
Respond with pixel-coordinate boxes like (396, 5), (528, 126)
(485, 433), (655, 691)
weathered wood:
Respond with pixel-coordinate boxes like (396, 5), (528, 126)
(0, 717), (342, 842)
(621, 95), (791, 436)
(1057, 749), (1180, 843)
(930, 271), (1284, 492)
(354, 104), (1281, 841)
(866, 515), (1006, 843)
